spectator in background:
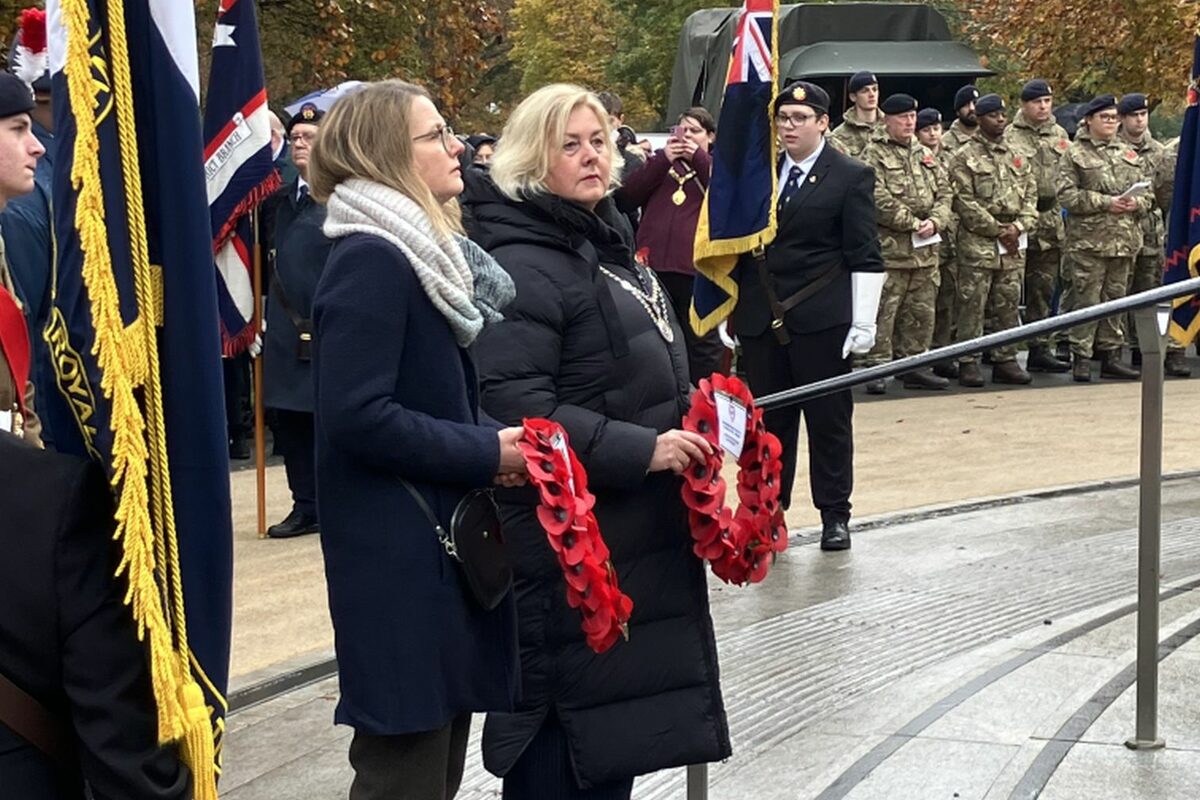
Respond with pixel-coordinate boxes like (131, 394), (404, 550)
(468, 134), (497, 164)
(597, 90), (644, 231)
(617, 105), (725, 383)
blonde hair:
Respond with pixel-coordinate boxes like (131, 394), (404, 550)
(307, 79), (462, 236)
(489, 84), (623, 200)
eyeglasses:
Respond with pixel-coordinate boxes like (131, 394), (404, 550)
(776, 112), (818, 129)
(289, 131), (316, 144)
(412, 124), (457, 154)
(1094, 114), (1120, 123)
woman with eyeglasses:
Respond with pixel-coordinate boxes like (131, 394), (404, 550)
(615, 106), (724, 384)
(307, 80), (526, 800)
(462, 84), (730, 799)
(260, 102), (331, 540)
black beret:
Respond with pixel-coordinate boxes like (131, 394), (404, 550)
(286, 102), (324, 133)
(1020, 79), (1053, 102)
(1082, 94), (1118, 117)
(954, 85), (979, 111)
(466, 134), (497, 150)
(1118, 93), (1148, 116)
(774, 81), (830, 116)
(880, 93), (918, 115)
(975, 94), (1005, 117)
(916, 108), (942, 132)
(0, 72), (34, 119)
(848, 71), (878, 94)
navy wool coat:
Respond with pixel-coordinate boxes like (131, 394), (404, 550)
(312, 232), (520, 734)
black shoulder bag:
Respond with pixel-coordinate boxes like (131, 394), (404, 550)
(399, 479), (512, 610)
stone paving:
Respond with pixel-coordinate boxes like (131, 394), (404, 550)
(220, 477), (1200, 799)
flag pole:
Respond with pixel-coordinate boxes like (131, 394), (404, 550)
(252, 207), (267, 538)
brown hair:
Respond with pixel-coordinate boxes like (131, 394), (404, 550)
(679, 106), (716, 134)
(307, 79), (462, 235)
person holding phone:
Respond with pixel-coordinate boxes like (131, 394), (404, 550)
(616, 106), (724, 383)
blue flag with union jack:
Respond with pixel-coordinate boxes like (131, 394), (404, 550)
(1165, 36), (1200, 345)
(203, 0), (279, 355)
(690, 0), (779, 336)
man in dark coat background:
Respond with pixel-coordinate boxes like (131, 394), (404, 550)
(262, 102), (330, 538)
(0, 432), (191, 799)
(733, 81), (885, 551)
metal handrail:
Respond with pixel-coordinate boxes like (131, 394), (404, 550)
(755, 276), (1200, 411)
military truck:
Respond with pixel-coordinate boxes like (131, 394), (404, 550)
(667, 2), (991, 127)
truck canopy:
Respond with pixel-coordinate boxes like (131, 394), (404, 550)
(667, 3), (992, 126)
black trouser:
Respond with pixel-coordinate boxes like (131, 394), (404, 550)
(268, 409), (316, 518)
(738, 324), (853, 520)
(222, 352), (252, 442)
(503, 713), (635, 799)
(657, 272), (727, 385)
(348, 714), (471, 800)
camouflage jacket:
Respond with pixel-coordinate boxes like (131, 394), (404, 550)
(1118, 128), (1166, 257)
(948, 133), (1037, 269)
(931, 146), (959, 261)
(828, 112), (882, 160)
(861, 135), (953, 269)
(1006, 110), (1071, 250)
(1056, 128), (1151, 257)
(941, 120), (977, 155)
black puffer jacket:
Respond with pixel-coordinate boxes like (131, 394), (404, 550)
(464, 170), (731, 789)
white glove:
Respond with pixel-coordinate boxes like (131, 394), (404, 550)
(717, 321), (737, 350)
(842, 271), (886, 358)
(248, 333), (263, 359)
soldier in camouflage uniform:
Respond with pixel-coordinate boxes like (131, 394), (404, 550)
(948, 94), (1038, 387)
(859, 94), (954, 392)
(1118, 93), (1190, 377)
(829, 71), (882, 159)
(916, 108), (961, 378)
(942, 85), (980, 154)
(1057, 94), (1147, 381)
(1007, 79), (1072, 372)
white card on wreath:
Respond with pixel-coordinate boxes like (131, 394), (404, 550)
(714, 391), (748, 458)
(549, 430), (576, 493)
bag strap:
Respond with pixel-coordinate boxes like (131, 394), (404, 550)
(398, 478), (460, 561)
(269, 263), (310, 333)
(0, 670), (74, 768)
(754, 255), (842, 345)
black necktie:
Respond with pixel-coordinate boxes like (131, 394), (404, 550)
(298, 184), (310, 205)
(778, 165), (803, 213)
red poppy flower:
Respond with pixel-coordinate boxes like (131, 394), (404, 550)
(1013, 157), (1024, 169)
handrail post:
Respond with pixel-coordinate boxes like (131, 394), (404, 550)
(687, 764), (708, 799)
(1125, 303), (1169, 751)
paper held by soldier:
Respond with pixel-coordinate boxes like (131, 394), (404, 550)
(912, 230), (943, 249)
(0, 410), (9, 433)
(997, 233), (1029, 256)
(1118, 180), (1152, 199)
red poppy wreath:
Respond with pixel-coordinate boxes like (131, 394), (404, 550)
(519, 418), (634, 654)
(681, 374), (789, 585)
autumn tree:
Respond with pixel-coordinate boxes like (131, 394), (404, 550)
(959, 0), (1200, 110)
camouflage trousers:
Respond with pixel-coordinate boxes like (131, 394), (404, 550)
(956, 262), (1022, 364)
(1024, 246), (1061, 348)
(1126, 253), (1181, 352)
(1066, 252), (1132, 357)
(931, 250), (958, 350)
(862, 266), (939, 366)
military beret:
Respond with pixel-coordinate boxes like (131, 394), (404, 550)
(286, 102), (324, 133)
(954, 85), (979, 111)
(1118, 93), (1148, 116)
(974, 94), (1005, 117)
(0, 72), (34, 119)
(915, 108), (942, 132)
(848, 71), (878, 94)
(1082, 94), (1118, 117)
(880, 93), (918, 115)
(774, 81), (830, 116)
(1020, 79), (1053, 102)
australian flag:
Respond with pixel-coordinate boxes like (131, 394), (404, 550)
(203, 0), (279, 356)
(47, 0), (233, 795)
(1165, 36), (1200, 345)
(691, 0), (779, 336)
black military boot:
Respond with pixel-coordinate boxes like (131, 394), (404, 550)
(1073, 354), (1091, 383)
(1165, 349), (1193, 378)
(1099, 350), (1139, 380)
(992, 360), (1032, 384)
(932, 360), (960, 379)
(865, 379), (887, 395)
(901, 369), (950, 390)
(958, 361), (985, 387)
(1056, 340), (1072, 362)
(1131, 349), (1143, 367)
(1027, 345), (1070, 373)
